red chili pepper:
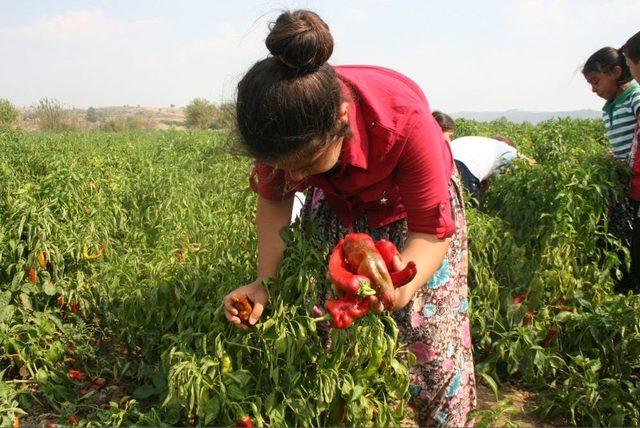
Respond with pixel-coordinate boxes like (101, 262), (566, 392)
(375, 240), (417, 287)
(522, 311), (534, 327)
(57, 296), (64, 307)
(68, 369), (86, 381)
(68, 414), (78, 426)
(70, 302), (80, 313)
(235, 415), (252, 428)
(541, 327), (558, 348)
(342, 233), (396, 308)
(513, 293), (526, 304)
(325, 295), (371, 329)
(328, 239), (376, 296)
(230, 294), (253, 324)
(26, 268), (37, 284)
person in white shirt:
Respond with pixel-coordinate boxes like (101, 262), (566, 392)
(432, 111), (534, 206)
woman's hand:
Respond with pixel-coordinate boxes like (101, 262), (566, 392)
(223, 279), (269, 330)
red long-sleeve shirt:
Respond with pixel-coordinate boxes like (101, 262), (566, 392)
(249, 65), (455, 238)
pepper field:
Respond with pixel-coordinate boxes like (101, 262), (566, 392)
(1, 119), (639, 427)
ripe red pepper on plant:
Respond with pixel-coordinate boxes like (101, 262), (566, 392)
(522, 311), (534, 327)
(26, 267), (36, 284)
(513, 293), (526, 304)
(541, 327), (558, 347)
(235, 415), (252, 428)
(68, 369), (86, 381)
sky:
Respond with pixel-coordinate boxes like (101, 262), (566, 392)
(1, 0), (639, 113)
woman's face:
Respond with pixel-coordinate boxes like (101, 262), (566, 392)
(276, 137), (344, 183)
(584, 70), (621, 101)
(443, 130), (455, 142)
(626, 56), (640, 84)
(274, 101), (350, 183)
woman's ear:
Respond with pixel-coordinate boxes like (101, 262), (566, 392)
(612, 65), (623, 79)
(339, 102), (349, 124)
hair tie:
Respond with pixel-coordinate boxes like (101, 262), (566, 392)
(276, 54), (317, 72)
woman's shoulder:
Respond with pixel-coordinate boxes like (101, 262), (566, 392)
(335, 65), (429, 132)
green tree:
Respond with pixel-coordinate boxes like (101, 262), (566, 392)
(85, 107), (98, 123)
(213, 102), (236, 130)
(185, 98), (215, 129)
(35, 98), (73, 132)
(0, 99), (20, 129)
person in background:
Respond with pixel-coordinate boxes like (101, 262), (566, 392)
(583, 46), (640, 292)
(432, 110), (456, 142)
(222, 10), (477, 426)
(432, 112), (533, 207)
(623, 31), (640, 292)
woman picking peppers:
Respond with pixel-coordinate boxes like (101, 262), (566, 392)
(222, 10), (476, 426)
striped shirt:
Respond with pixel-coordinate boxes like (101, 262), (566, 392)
(602, 82), (640, 162)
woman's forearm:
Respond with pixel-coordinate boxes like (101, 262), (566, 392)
(394, 231), (449, 310)
(256, 195), (294, 281)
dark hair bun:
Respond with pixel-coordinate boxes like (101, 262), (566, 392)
(266, 10), (333, 73)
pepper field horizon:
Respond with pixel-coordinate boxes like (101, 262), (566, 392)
(1, 118), (639, 427)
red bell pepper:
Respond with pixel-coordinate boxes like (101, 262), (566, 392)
(327, 239), (376, 296)
(375, 239), (417, 287)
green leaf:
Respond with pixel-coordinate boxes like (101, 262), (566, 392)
(133, 384), (157, 399)
(43, 282), (57, 296)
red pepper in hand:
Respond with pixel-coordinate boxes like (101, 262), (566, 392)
(325, 295), (371, 329)
(375, 239), (417, 287)
(328, 239), (376, 296)
(230, 294), (253, 325)
(342, 233), (396, 308)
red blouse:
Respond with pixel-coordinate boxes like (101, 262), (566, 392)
(249, 65), (455, 238)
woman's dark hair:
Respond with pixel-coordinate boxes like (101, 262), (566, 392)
(623, 31), (640, 63)
(432, 111), (455, 133)
(582, 47), (632, 84)
(490, 135), (516, 148)
(235, 10), (350, 164)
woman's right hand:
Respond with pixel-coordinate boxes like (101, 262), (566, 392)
(223, 279), (269, 330)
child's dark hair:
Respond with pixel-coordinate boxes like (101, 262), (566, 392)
(582, 47), (632, 84)
(432, 111), (456, 133)
(235, 10), (351, 163)
(623, 31), (640, 63)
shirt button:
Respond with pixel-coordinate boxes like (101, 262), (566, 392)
(370, 121), (375, 128)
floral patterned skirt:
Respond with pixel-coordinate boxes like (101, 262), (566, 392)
(300, 174), (477, 427)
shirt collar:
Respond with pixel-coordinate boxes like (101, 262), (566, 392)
(604, 81), (640, 110)
(338, 77), (369, 170)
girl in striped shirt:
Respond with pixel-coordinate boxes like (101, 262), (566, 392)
(583, 46), (640, 292)
(583, 47), (640, 164)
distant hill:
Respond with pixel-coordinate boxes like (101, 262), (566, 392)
(450, 109), (601, 124)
